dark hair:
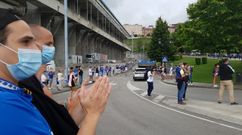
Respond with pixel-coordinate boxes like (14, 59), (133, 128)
(222, 58), (229, 63)
(0, 27), (10, 44)
(70, 67), (73, 70)
(214, 63), (219, 67)
(183, 62), (188, 66)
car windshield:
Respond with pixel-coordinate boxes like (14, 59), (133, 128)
(135, 69), (146, 71)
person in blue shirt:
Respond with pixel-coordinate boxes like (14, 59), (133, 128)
(175, 63), (186, 105)
(48, 68), (55, 88)
(0, 9), (53, 135)
(0, 9), (112, 135)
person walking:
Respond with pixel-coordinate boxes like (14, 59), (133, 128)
(218, 59), (238, 105)
(47, 68), (55, 89)
(95, 66), (99, 80)
(212, 63), (219, 88)
(147, 68), (154, 96)
(41, 71), (48, 87)
(78, 67), (83, 86)
(68, 67), (76, 93)
(188, 65), (193, 85)
(88, 66), (93, 83)
(183, 63), (190, 100)
(57, 70), (64, 90)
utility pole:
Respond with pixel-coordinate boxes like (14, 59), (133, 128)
(143, 44), (145, 59)
(64, 0), (68, 80)
(131, 32), (134, 58)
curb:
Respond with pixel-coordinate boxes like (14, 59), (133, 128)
(52, 68), (135, 95)
(128, 81), (242, 129)
(161, 80), (242, 90)
(161, 97), (242, 126)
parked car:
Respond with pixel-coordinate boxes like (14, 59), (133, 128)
(133, 68), (147, 81)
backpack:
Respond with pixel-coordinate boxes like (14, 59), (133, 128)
(144, 70), (148, 80)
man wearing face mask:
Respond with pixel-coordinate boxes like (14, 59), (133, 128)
(19, 25), (82, 135)
(0, 9), (112, 135)
(0, 9), (53, 135)
(19, 25), (112, 135)
(26, 25), (111, 135)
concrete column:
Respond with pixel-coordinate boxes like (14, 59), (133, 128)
(24, 4), (41, 24)
(76, 30), (88, 56)
(68, 24), (77, 56)
(54, 21), (65, 67)
(86, 0), (89, 20)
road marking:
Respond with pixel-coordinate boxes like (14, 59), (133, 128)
(159, 80), (177, 87)
(127, 81), (142, 91)
(141, 91), (147, 96)
(153, 95), (165, 103)
(110, 82), (117, 86)
(126, 81), (242, 132)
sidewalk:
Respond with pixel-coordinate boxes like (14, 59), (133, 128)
(162, 79), (242, 90)
(162, 97), (242, 126)
(51, 64), (135, 95)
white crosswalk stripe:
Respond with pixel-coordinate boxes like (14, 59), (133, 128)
(152, 95), (165, 103)
(141, 91), (147, 97)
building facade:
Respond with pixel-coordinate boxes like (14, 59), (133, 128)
(123, 24), (143, 37)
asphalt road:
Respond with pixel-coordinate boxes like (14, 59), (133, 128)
(54, 71), (242, 135)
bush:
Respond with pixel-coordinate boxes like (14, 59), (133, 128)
(195, 58), (201, 65)
(202, 57), (207, 64)
(156, 62), (161, 66)
(170, 55), (182, 61)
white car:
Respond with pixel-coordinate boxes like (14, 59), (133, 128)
(133, 68), (147, 81)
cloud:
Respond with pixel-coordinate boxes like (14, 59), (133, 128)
(102, 0), (197, 26)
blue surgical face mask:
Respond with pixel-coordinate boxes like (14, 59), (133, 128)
(0, 44), (42, 81)
(42, 45), (55, 64)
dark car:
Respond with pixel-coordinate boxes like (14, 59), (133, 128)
(133, 68), (147, 81)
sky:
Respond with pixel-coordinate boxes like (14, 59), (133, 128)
(102, 0), (197, 26)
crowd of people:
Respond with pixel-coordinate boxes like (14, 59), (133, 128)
(155, 64), (193, 85)
(0, 9), (111, 135)
(87, 64), (129, 83)
(174, 59), (238, 105)
(38, 63), (131, 95)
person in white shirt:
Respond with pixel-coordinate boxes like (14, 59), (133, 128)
(147, 68), (154, 96)
(41, 72), (48, 86)
(68, 67), (76, 96)
(57, 70), (64, 90)
(88, 66), (93, 83)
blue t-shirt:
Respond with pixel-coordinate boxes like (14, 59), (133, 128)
(175, 66), (182, 79)
(48, 71), (54, 79)
(73, 68), (78, 77)
(0, 79), (53, 135)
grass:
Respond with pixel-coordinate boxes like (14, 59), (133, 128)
(172, 56), (242, 83)
(124, 38), (151, 53)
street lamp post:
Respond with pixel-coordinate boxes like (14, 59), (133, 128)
(64, 0), (68, 80)
(158, 38), (162, 62)
(131, 32), (134, 58)
(143, 44), (145, 59)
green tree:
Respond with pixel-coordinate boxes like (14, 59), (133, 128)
(147, 17), (174, 61)
(174, 0), (242, 53)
